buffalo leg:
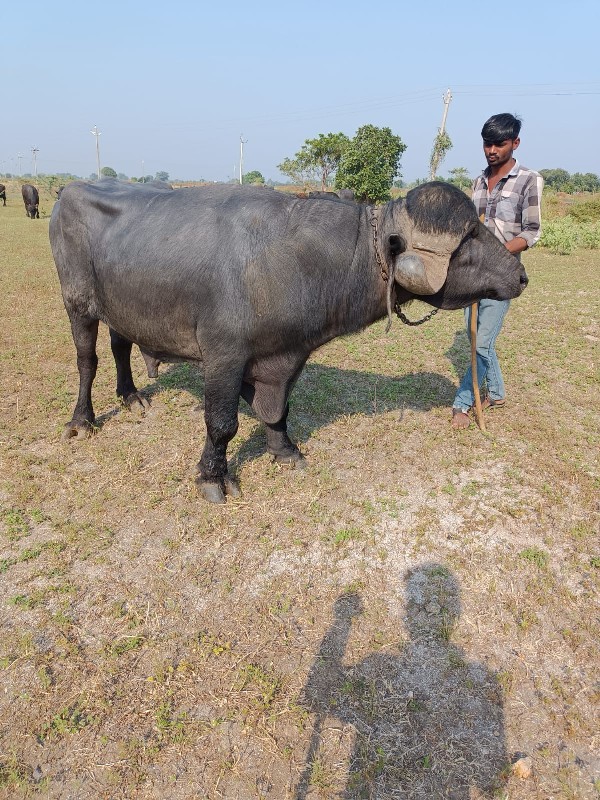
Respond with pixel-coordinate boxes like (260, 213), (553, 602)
(264, 403), (305, 466)
(197, 372), (243, 504)
(109, 328), (149, 412)
(63, 316), (99, 440)
(240, 381), (304, 465)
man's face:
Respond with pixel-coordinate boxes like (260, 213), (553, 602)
(483, 137), (520, 168)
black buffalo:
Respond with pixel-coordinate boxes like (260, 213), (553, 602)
(0, 184), (6, 206)
(21, 184), (39, 218)
(307, 189), (355, 202)
(50, 179), (527, 503)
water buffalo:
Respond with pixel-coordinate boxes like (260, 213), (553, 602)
(50, 179), (527, 503)
(21, 183), (39, 218)
(0, 184), (6, 206)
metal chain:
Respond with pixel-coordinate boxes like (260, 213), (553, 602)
(394, 303), (440, 326)
(370, 207), (389, 282)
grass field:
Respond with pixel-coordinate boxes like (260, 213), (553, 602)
(0, 184), (598, 799)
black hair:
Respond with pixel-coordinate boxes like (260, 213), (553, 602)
(481, 113), (522, 144)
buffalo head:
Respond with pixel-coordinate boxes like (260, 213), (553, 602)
(379, 181), (527, 307)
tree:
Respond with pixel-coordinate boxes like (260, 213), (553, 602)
(242, 170), (265, 185)
(539, 168), (571, 191)
(429, 131), (452, 181)
(447, 167), (472, 191)
(570, 172), (600, 192)
(155, 171), (170, 182)
(335, 125), (406, 203)
(100, 166), (117, 178)
(278, 132), (350, 191)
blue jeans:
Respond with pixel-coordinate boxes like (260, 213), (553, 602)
(453, 299), (510, 412)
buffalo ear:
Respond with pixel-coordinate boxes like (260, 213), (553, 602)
(388, 233), (405, 255)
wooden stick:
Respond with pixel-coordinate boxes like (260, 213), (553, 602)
(470, 302), (486, 432)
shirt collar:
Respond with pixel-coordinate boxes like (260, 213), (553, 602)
(482, 158), (521, 182)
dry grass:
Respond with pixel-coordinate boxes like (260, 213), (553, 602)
(0, 184), (599, 799)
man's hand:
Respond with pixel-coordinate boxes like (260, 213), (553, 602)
(505, 236), (528, 254)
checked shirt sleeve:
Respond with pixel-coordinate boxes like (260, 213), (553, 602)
(518, 171), (544, 248)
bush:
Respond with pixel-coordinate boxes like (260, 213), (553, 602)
(539, 218), (600, 254)
(567, 197), (600, 223)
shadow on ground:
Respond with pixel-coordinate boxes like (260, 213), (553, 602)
(296, 563), (508, 799)
(127, 360), (460, 463)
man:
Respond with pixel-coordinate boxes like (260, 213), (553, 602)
(451, 113), (543, 429)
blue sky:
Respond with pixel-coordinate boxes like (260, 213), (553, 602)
(3, 0), (598, 183)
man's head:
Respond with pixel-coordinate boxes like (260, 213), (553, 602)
(481, 112), (521, 170)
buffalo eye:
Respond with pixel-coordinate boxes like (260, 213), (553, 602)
(388, 233), (406, 255)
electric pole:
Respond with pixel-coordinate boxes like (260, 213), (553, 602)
(17, 153), (23, 175)
(239, 134), (248, 185)
(429, 88), (452, 181)
(32, 147), (39, 177)
(91, 125), (102, 178)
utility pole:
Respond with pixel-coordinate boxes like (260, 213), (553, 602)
(91, 125), (102, 178)
(17, 153), (23, 175)
(429, 88), (452, 181)
(31, 147), (39, 177)
(239, 134), (247, 185)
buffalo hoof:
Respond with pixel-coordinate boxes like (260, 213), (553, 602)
(196, 476), (241, 503)
(273, 451), (306, 469)
(197, 480), (227, 504)
(62, 421), (95, 441)
(224, 476), (241, 498)
(123, 392), (150, 414)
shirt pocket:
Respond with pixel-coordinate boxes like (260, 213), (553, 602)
(495, 190), (522, 223)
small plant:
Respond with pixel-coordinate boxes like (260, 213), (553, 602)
(39, 703), (92, 740)
(519, 547), (550, 570)
(155, 701), (187, 742)
(2, 509), (29, 540)
(108, 635), (145, 656)
(237, 663), (280, 709)
(309, 757), (331, 790)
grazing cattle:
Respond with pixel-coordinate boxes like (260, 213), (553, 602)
(50, 179), (527, 503)
(21, 184), (39, 218)
(307, 189), (354, 202)
(0, 184), (6, 206)
(308, 190), (340, 199)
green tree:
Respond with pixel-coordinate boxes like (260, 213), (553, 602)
(242, 170), (265, 185)
(447, 167), (472, 190)
(539, 168), (571, 191)
(278, 132), (350, 191)
(100, 166), (117, 178)
(154, 171), (170, 182)
(335, 125), (406, 203)
(570, 172), (600, 192)
(429, 130), (452, 181)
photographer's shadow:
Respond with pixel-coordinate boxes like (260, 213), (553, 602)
(297, 564), (508, 799)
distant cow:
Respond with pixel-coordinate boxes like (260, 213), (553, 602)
(0, 184), (6, 206)
(307, 189), (355, 202)
(21, 184), (39, 218)
(50, 179), (528, 503)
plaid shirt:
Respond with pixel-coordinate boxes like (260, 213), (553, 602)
(472, 160), (543, 248)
